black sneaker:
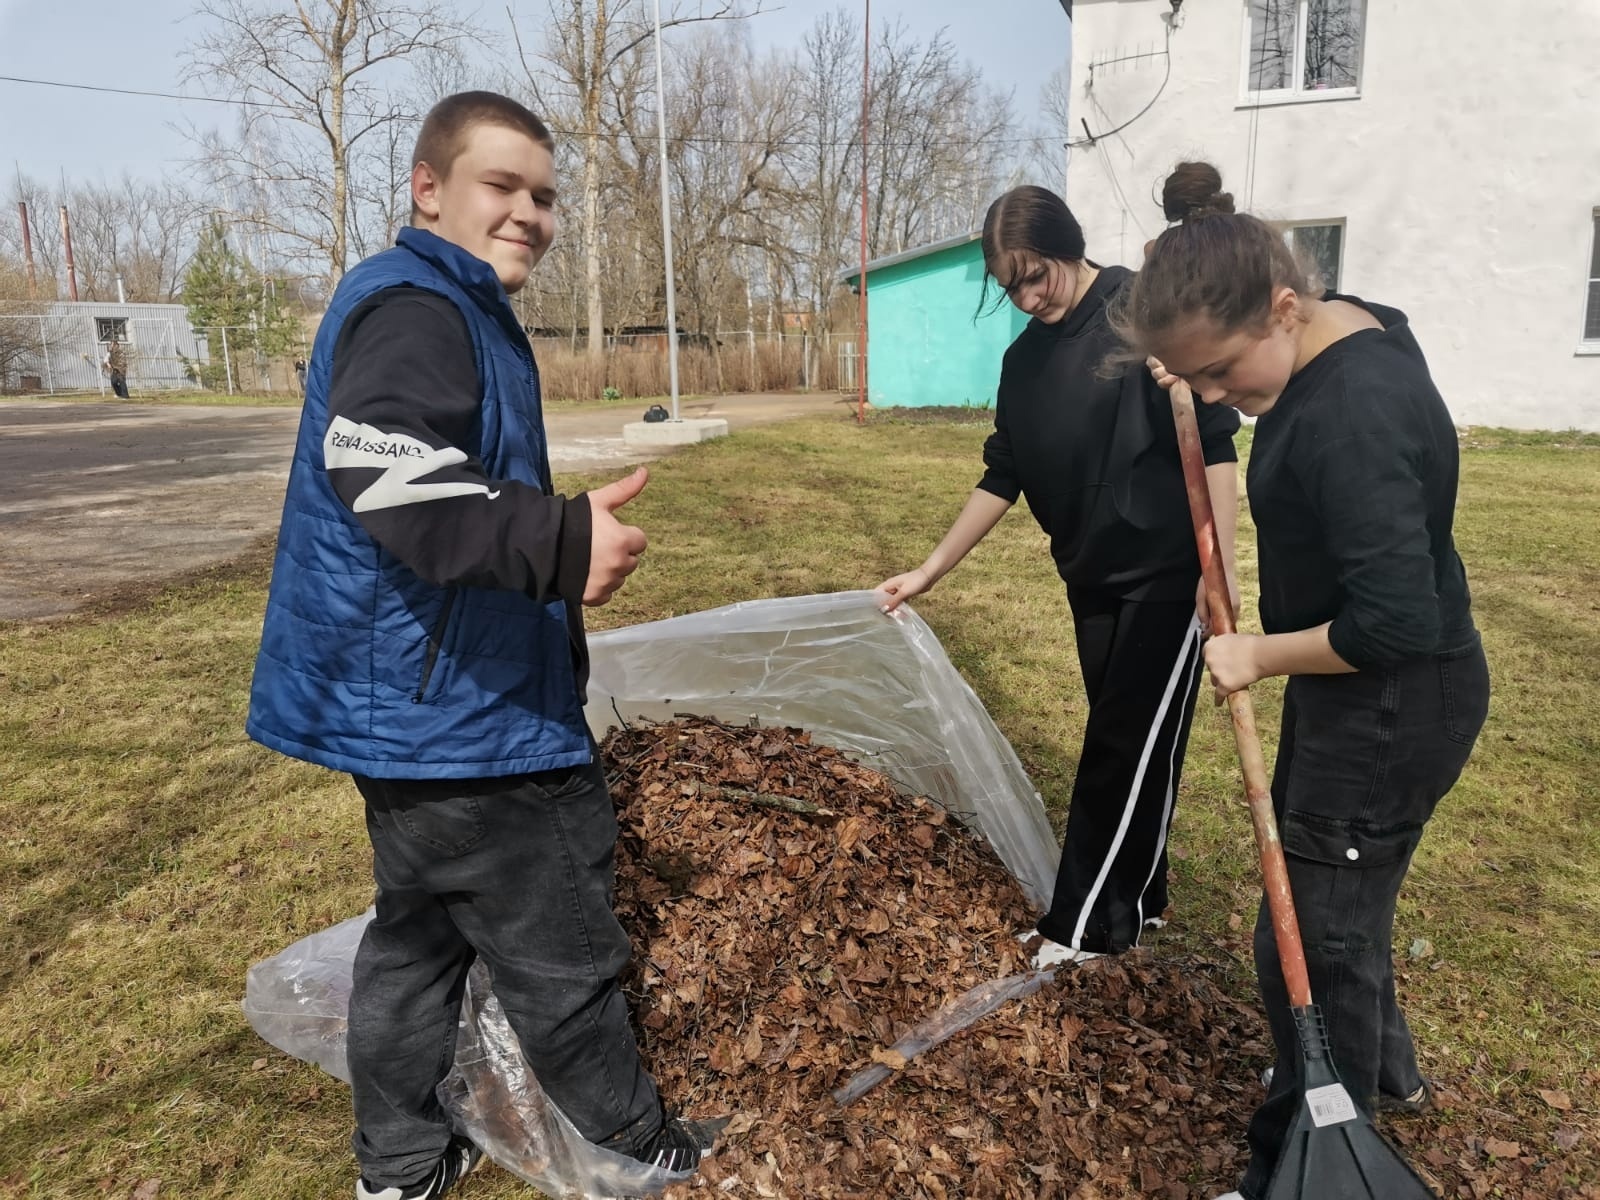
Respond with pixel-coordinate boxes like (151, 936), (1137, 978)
(356, 1135), (482, 1200)
(1259, 1067), (1435, 1116)
(629, 1114), (730, 1173)
(1374, 1077), (1436, 1115)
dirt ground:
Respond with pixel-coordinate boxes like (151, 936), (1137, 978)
(0, 392), (853, 621)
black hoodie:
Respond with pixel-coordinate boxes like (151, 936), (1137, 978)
(1247, 294), (1476, 669)
(977, 265), (1241, 600)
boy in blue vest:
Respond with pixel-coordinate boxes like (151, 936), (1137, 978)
(247, 92), (722, 1200)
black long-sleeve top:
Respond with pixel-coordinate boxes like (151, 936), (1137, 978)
(977, 265), (1242, 601)
(1247, 295), (1476, 669)
(325, 286), (594, 684)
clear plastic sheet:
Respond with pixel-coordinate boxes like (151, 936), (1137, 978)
(242, 916), (696, 1199)
(830, 969), (1055, 1106)
(585, 591), (1058, 907)
(243, 591), (1060, 1197)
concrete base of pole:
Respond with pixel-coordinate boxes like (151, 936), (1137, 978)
(622, 417), (729, 448)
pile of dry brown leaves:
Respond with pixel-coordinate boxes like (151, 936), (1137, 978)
(603, 719), (1597, 1200)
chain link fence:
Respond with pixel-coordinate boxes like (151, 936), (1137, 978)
(184, 326), (304, 395)
(0, 310), (304, 397)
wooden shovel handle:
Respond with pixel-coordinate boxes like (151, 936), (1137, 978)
(1169, 386), (1313, 1009)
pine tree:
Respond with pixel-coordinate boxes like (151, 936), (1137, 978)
(182, 217), (298, 390)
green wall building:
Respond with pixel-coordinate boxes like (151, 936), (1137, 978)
(842, 232), (1027, 409)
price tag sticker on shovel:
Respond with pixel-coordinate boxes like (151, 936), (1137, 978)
(1305, 1083), (1359, 1128)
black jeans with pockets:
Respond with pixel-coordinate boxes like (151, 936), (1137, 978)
(346, 757), (662, 1190)
(1238, 639), (1489, 1198)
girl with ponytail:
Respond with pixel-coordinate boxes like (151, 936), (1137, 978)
(1122, 162), (1488, 1200)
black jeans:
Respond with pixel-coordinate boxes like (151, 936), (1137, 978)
(346, 757), (661, 1189)
(1239, 639), (1490, 1198)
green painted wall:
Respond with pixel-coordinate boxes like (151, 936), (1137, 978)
(853, 237), (1027, 409)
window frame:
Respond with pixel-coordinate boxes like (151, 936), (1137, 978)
(96, 317), (130, 344)
(1581, 210), (1600, 353)
(1239, 0), (1366, 106)
(1280, 218), (1347, 294)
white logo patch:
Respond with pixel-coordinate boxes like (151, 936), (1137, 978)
(324, 416), (500, 512)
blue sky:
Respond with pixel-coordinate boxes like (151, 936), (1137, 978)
(0, 0), (1072, 183)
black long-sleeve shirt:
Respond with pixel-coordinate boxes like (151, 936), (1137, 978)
(325, 286), (594, 682)
(977, 265), (1241, 600)
(1247, 295), (1475, 669)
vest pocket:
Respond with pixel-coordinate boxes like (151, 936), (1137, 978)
(413, 589), (457, 704)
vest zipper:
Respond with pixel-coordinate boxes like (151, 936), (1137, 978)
(413, 590), (456, 704)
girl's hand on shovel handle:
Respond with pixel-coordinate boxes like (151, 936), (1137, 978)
(1203, 632), (1267, 705)
(1148, 357), (1242, 634)
(1146, 355), (1182, 391)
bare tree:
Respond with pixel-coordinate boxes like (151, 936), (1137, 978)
(864, 22), (1014, 256)
(0, 175), (63, 297)
(781, 10), (1014, 340)
(52, 179), (205, 303)
(183, 0), (480, 285)
(1032, 62), (1074, 194)
(1, 174), (202, 304)
(511, 0), (767, 362)
(788, 8), (862, 342)
(0, 259), (47, 393)
(661, 28), (801, 363)
(347, 112), (418, 262)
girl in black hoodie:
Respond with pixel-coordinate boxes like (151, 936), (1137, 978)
(1126, 163), (1489, 1200)
(875, 185), (1241, 966)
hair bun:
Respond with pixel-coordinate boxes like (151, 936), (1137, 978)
(1161, 161), (1235, 223)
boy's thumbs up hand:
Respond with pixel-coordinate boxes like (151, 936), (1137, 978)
(589, 466), (648, 514)
(583, 467), (649, 607)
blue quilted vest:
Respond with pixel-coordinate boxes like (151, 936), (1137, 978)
(246, 227), (590, 779)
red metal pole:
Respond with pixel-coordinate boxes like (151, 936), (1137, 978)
(856, 0), (870, 425)
(19, 202), (38, 299)
(58, 205), (79, 302)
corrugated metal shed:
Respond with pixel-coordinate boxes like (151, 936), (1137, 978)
(2, 301), (209, 394)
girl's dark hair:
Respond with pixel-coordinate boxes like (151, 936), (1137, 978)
(976, 186), (1086, 317)
(1114, 161), (1307, 351)
(1162, 160), (1234, 222)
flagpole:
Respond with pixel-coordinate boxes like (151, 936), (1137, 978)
(653, 0), (682, 421)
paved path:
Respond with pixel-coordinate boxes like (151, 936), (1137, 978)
(0, 393), (849, 620)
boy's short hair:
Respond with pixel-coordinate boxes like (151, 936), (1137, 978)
(410, 91), (556, 222)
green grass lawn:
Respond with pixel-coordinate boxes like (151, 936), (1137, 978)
(1, 417), (1596, 1197)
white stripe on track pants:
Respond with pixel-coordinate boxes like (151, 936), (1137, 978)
(1035, 587), (1205, 955)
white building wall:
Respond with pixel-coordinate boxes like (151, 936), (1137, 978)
(1067, 0), (1600, 430)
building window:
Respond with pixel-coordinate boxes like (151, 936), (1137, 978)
(96, 317), (129, 343)
(1244, 0), (1365, 100)
(1585, 212), (1600, 344)
(1284, 221), (1344, 293)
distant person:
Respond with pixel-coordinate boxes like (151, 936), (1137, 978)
(102, 342), (130, 398)
(1126, 161), (1488, 1200)
(293, 356), (307, 396)
(873, 185), (1242, 969)
(246, 91), (722, 1200)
